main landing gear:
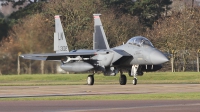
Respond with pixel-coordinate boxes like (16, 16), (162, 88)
(87, 75), (94, 85)
(119, 71), (127, 85)
(119, 65), (140, 85)
(87, 65), (140, 85)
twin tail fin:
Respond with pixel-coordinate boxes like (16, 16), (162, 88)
(54, 15), (69, 53)
(93, 14), (110, 50)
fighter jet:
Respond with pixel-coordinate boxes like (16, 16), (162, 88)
(20, 14), (169, 85)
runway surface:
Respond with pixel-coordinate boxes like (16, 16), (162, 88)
(0, 84), (200, 97)
(0, 100), (199, 112)
(0, 84), (200, 112)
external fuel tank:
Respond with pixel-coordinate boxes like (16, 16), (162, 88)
(60, 61), (94, 72)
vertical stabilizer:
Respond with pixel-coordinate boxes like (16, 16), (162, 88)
(54, 15), (69, 53)
(93, 14), (110, 50)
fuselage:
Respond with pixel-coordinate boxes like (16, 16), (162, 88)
(113, 36), (168, 65)
(60, 36), (168, 72)
(113, 44), (167, 65)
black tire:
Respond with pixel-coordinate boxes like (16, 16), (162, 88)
(119, 74), (127, 85)
(87, 75), (94, 85)
(133, 78), (137, 85)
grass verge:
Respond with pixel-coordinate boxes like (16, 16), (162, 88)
(1, 92), (200, 101)
(0, 72), (199, 86)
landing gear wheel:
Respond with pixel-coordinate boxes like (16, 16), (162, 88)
(87, 75), (94, 85)
(119, 74), (127, 85)
(133, 78), (137, 85)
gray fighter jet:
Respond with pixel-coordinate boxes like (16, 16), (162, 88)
(20, 14), (169, 85)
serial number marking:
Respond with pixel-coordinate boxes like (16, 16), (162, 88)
(59, 46), (68, 51)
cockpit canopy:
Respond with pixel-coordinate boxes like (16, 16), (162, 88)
(126, 36), (154, 47)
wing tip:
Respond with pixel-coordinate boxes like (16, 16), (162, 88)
(20, 55), (24, 58)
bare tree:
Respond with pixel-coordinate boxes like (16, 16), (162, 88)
(144, 7), (200, 72)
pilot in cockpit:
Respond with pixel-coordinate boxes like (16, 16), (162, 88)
(126, 36), (154, 47)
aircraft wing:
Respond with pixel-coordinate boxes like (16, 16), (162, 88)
(20, 51), (97, 61)
(21, 56), (47, 60)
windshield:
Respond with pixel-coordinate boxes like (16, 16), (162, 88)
(126, 36), (154, 47)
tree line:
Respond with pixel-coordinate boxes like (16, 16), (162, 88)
(0, 0), (199, 74)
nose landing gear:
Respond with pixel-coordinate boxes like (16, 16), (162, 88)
(131, 65), (140, 85)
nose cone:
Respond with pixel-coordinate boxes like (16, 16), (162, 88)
(150, 50), (169, 64)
